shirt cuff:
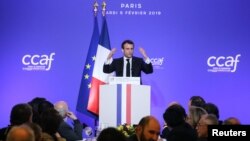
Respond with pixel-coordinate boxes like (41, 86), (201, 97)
(144, 57), (151, 64)
(105, 58), (113, 64)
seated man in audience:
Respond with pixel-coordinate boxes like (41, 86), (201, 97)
(0, 103), (33, 141)
(223, 117), (241, 125)
(127, 116), (160, 141)
(54, 101), (83, 141)
(6, 125), (35, 141)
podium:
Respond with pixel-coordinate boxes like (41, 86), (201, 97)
(99, 77), (151, 127)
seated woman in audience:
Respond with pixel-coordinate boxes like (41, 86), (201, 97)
(187, 106), (207, 129)
(203, 102), (223, 125)
(196, 114), (218, 141)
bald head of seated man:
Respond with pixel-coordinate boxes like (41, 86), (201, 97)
(6, 125), (35, 141)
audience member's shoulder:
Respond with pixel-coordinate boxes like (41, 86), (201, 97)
(127, 134), (138, 141)
(41, 132), (54, 141)
(0, 126), (12, 140)
(169, 126), (197, 141)
(0, 127), (8, 133)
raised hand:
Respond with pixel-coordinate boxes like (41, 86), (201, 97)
(107, 48), (116, 60)
(139, 47), (148, 59)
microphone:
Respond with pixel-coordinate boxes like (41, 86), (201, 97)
(84, 126), (93, 137)
(82, 123), (93, 136)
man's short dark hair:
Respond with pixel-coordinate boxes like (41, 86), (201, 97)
(121, 40), (134, 49)
(190, 96), (206, 108)
(10, 103), (33, 125)
(97, 127), (126, 141)
(204, 102), (219, 119)
(39, 108), (63, 135)
(163, 105), (186, 127)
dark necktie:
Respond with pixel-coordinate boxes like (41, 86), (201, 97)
(126, 59), (130, 77)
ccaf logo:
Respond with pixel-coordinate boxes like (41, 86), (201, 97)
(207, 54), (241, 73)
(150, 57), (164, 69)
(22, 52), (55, 71)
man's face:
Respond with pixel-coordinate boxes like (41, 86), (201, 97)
(196, 117), (208, 138)
(122, 43), (134, 58)
(138, 120), (160, 141)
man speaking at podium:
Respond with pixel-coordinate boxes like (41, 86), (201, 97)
(103, 39), (153, 78)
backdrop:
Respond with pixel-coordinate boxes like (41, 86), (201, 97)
(1, 0), (250, 131)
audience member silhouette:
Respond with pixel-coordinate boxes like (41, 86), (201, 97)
(0, 103), (33, 141)
(97, 127), (126, 141)
(162, 104), (197, 141)
(203, 102), (222, 124)
(54, 101), (83, 141)
(28, 97), (47, 124)
(39, 108), (65, 141)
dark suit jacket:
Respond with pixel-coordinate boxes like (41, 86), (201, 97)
(127, 134), (139, 141)
(165, 123), (197, 141)
(103, 57), (153, 77)
(0, 126), (12, 141)
(57, 120), (83, 141)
